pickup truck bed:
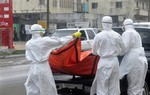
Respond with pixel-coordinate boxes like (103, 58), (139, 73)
(54, 74), (128, 95)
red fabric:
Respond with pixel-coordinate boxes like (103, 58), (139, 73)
(48, 39), (100, 76)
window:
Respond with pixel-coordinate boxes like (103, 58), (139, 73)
(112, 28), (123, 35)
(51, 30), (77, 37)
(92, 3), (98, 9)
(68, 0), (73, 8)
(110, 2), (114, 6)
(116, 2), (122, 8)
(60, 0), (70, 8)
(86, 30), (95, 39)
(142, 2), (144, 9)
(62, 0), (65, 8)
(53, 0), (57, 7)
(135, 28), (150, 50)
(60, 0), (63, 7)
(80, 30), (87, 40)
(112, 27), (150, 46)
(39, 0), (45, 5)
(67, 0), (70, 8)
(136, 2), (139, 8)
(59, 0), (72, 8)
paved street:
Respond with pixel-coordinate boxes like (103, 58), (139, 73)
(0, 41), (28, 95)
(0, 41), (27, 67)
(0, 64), (30, 95)
(0, 56), (27, 67)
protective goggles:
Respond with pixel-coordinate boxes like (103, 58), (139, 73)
(31, 30), (45, 33)
(122, 23), (133, 31)
(102, 22), (112, 24)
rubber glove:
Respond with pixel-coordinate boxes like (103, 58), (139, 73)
(73, 31), (82, 38)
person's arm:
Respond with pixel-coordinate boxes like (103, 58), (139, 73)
(44, 36), (73, 49)
(91, 35), (99, 55)
(54, 36), (74, 46)
(118, 35), (126, 55)
(44, 31), (81, 49)
(122, 32), (131, 53)
(25, 43), (33, 62)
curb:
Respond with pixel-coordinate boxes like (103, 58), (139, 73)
(0, 54), (25, 59)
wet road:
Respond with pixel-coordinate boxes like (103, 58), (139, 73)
(0, 64), (30, 95)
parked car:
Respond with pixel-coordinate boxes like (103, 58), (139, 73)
(88, 28), (100, 34)
(134, 22), (150, 28)
(50, 28), (98, 51)
(112, 27), (150, 95)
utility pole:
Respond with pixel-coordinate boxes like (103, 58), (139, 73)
(148, 0), (150, 21)
(40, 3), (42, 20)
(46, 0), (49, 35)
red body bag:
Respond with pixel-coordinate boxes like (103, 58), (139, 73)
(48, 39), (100, 76)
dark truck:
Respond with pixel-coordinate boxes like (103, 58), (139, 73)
(113, 27), (150, 95)
(52, 27), (150, 95)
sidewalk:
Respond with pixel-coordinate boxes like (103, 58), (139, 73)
(13, 41), (26, 50)
(0, 41), (27, 67)
(0, 41), (26, 58)
(0, 41), (26, 51)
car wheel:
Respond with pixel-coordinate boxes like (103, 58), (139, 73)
(143, 82), (149, 95)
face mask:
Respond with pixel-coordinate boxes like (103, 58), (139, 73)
(122, 26), (125, 32)
(40, 32), (44, 37)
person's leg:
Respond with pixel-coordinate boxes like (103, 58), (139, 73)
(127, 62), (146, 95)
(25, 81), (40, 95)
(96, 68), (109, 95)
(108, 62), (120, 95)
(96, 59), (114, 95)
(39, 65), (58, 95)
(90, 75), (97, 95)
(25, 74), (40, 95)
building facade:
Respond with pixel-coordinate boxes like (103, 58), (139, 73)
(13, 0), (75, 26)
(13, 0), (99, 35)
(13, 0), (75, 13)
(13, 0), (150, 34)
(88, 0), (149, 26)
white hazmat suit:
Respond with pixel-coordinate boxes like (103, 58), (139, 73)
(24, 24), (73, 95)
(120, 19), (148, 95)
(90, 16), (125, 95)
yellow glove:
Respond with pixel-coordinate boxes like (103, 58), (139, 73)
(73, 31), (82, 38)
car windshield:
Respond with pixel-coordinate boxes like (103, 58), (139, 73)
(51, 30), (77, 37)
(113, 27), (150, 38)
(93, 28), (100, 33)
(138, 31), (150, 40)
(113, 27), (150, 51)
(135, 28), (150, 50)
(134, 28), (150, 40)
(112, 28), (124, 35)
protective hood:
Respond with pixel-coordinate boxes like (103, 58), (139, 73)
(30, 24), (45, 39)
(102, 16), (112, 31)
(123, 19), (134, 31)
(31, 24), (45, 33)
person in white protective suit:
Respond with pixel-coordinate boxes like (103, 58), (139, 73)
(24, 24), (81, 95)
(119, 19), (148, 95)
(90, 16), (125, 95)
